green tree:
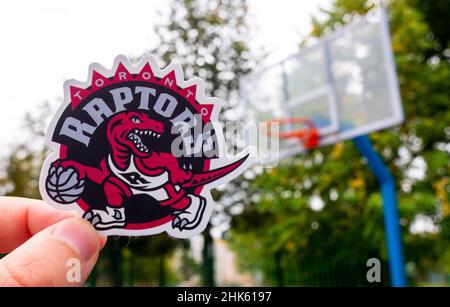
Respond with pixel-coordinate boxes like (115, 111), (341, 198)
(150, 0), (256, 286)
(230, 0), (450, 286)
(0, 101), (52, 199)
(410, 0), (450, 60)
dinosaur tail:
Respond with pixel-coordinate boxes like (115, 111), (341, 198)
(182, 154), (249, 188)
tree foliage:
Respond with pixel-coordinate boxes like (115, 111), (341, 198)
(229, 0), (450, 286)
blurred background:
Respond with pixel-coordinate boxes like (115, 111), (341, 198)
(0, 0), (449, 286)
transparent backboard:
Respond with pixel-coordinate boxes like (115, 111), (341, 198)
(240, 8), (404, 161)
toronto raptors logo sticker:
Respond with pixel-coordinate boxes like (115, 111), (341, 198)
(39, 55), (252, 238)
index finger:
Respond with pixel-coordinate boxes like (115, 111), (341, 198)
(0, 196), (76, 253)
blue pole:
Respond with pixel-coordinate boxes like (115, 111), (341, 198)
(353, 135), (407, 287)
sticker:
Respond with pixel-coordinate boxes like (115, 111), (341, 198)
(39, 55), (252, 238)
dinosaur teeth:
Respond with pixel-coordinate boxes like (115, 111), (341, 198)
(132, 129), (163, 138)
(129, 132), (151, 152)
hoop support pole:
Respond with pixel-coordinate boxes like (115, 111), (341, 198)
(353, 135), (407, 287)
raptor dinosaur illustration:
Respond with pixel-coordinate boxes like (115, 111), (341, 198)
(49, 111), (248, 231)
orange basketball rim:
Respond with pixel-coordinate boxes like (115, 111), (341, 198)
(264, 118), (320, 150)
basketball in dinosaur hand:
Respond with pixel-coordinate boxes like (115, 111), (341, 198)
(45, 165), (85, 204)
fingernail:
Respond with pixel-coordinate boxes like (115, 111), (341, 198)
(53, 218), (100, 260)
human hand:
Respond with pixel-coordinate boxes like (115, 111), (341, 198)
(0, 197), (107, 286)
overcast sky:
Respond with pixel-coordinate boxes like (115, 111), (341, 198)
(0, 0), (329, 149)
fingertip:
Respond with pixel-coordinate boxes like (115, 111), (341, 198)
(78, 218), (107, 250)
(0, 216), (103, 286)
(99, 235), (108, 249)
(52, 217), (101, 261)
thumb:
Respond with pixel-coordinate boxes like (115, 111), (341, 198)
(0, 217), (106, 286)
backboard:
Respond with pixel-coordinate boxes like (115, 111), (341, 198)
(240, 8), (404, 162)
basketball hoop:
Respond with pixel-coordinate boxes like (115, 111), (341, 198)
(264, 118), (320, 149)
